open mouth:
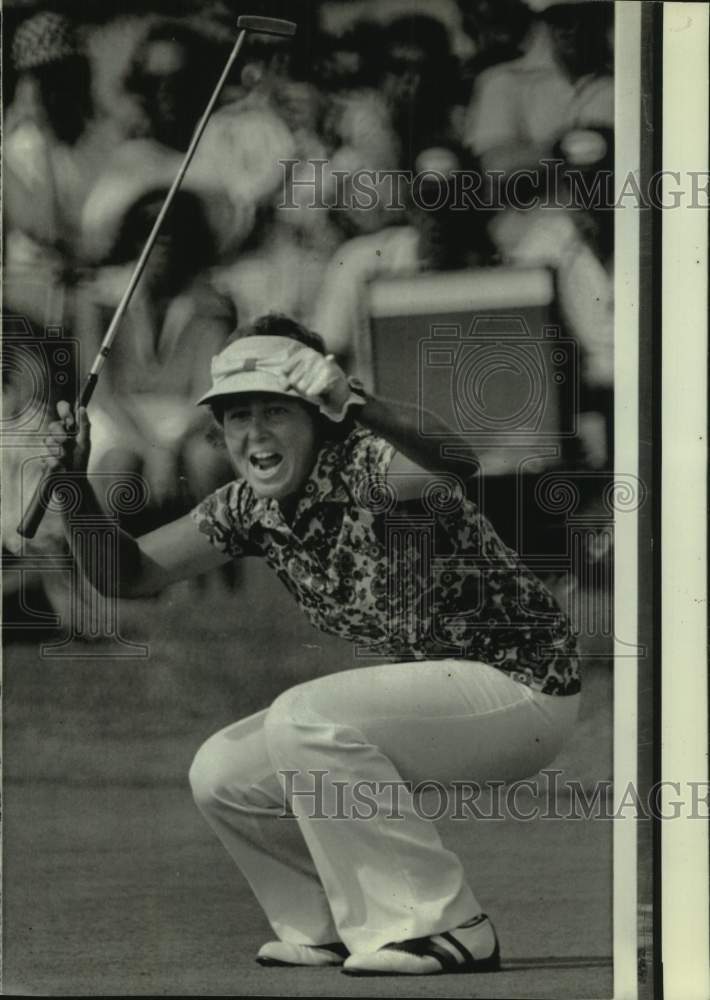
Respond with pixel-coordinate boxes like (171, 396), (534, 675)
(249, 451), (284, 476)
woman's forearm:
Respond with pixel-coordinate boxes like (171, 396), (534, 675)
(357, 394), (479, 478)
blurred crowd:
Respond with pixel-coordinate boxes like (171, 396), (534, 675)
(3, 0), (615, 555)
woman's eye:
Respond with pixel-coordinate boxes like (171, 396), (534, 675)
(267, 406), (287, 418)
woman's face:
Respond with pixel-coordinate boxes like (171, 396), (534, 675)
(221, 393), (319, 500)
(142, 40), (186, 122)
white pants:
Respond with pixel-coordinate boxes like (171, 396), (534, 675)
(189, 659), (581, 954)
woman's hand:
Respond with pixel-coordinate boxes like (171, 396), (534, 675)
(43, 401), (91, 475)
(280, 347), (363, 422)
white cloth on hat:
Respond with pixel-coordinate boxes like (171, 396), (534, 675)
(197, 335), (302, 405)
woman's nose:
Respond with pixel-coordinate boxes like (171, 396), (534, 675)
(247, 414), (268, 439)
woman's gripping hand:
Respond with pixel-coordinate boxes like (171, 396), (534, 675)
(44, 401), (91, 475)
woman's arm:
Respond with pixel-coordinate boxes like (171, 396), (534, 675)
(45, 403), (231, 598)
(355, 394), (479, 482)
(279, 349), (480, 485)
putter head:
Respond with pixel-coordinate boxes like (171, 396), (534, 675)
(236, 16), (297, 37)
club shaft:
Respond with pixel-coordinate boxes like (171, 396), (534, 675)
(18, 29), (249, 539)
(86, 27), (248, 391)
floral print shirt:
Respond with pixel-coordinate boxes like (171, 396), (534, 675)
(190, 427), (580, 695)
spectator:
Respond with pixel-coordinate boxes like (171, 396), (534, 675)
(81, 19), (296, 264)
(210, 34), (342, 327)
(462, 0), (613, 173)
(214, 203), (343, 330)
(458, 0), (534, 74)
(313, 23), (384, 92)
(317, 27), (402, 237)
(490, 205), (613, 467)
(76, 189), (236, 523)
(4, 11), (116, 323)
(377, 15), (461, 167)
(311, 143), (495, 369)
(124, 20), (223, 152)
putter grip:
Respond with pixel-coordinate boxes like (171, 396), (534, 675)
(236, 16), (297, 36)
(17, 375), (97, 539)
(17, 470), (53, 539)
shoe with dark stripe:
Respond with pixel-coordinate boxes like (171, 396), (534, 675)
(256, 941), (349, 967)
(341, 914), (500, 976)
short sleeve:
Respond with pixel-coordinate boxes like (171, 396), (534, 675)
(189, 482), (252, 558)
(338, 428), (396, 501)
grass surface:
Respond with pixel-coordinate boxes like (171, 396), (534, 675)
(2, 561), (615, 996)
(2, 785), (612, 997)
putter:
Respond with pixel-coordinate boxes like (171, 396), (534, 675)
(18, 16), (297, 539)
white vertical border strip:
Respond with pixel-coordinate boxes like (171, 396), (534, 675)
(662, 5), (710, 1000)
(614, 4), (642, 998)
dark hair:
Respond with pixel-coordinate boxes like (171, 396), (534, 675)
(382, 15), (452, 68)
(125, 20), (221, 98)
(107, 187), (216, 274)
(233, 313), (327, 354)
(460, 0), (533, 63)
(33, 56), (93, 144)
(542, 3), (613, 78)
(208, 313), (356, 442)
(379, 16), (457, 166)
(124, 20), (224, 149)
(313, 23), (384, 90)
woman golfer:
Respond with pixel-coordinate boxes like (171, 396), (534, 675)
(47, 313), (581, 976)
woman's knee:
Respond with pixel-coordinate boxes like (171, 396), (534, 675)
(189, 714), (274, 812)
(264, 682), (362, 763)
(263, 686), (318, 761)
(188, 732), (238, 810)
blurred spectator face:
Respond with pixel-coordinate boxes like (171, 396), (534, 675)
(461, 0), (533, 55)
(273, 81), (322, 134)
(548, 22), (578, 73)
(314, 25), (382, 91)
(380, 15), (455, 130)
(409, 145), (482, 270)
(320, 46), (362, 88)
(544, 4), (613, 79)
(239, 36), (293, 97)
(127, 26), (222, 150)
(143, 231), (176, 293)
(143, 41), (188, 127)
(130, 39), (193, 146)
(381, 44), (428, 107)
